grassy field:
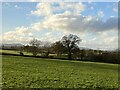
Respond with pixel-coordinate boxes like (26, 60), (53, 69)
(0, 50), (67, 58)
(2, 55), (118, 89)
(0, 50), (33, 55)
(0, 50), (19, 54)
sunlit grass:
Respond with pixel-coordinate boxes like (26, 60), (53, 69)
(2, 55), (118, 89)
(0, 50), (32, 55)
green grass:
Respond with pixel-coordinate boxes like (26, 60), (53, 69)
(0, 50), (19, 54)
(0, 50), (67, 58)
(0, 50), (33, 55)
(2, 55), (118, 89)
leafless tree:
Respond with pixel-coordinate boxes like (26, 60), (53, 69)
(29, 38), (41, 56)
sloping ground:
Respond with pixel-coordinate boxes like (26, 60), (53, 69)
(2, 55), (118, 89)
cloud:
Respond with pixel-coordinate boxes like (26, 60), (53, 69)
(31, 3), (52, 16)
(2, 26), (33, 44)
(31, 13), (117, 33)
(31, 2), (85, 16)
(31, 22), (43, 31)
(113, 7), (118, 12)
(40, 32), (59, 42)
(14, 5), (23, 9)
(2, 2), (11, 8)
(2, 2), (118, 50)
(30, 9), (118, 50)
(113, 3), (118, 12)
(97, 10), (104, 17)
(74, 2), (85, 15)
(80, 30), (118, 50)
(31, 2), (117, 33)
(1, 0), (62, 1)
(30, 7), (118, 50)
(15, 26), (33, 36)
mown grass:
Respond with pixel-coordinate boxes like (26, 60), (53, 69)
(2, 55), (118, 89)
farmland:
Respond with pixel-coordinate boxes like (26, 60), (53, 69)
(2, 55), (118, 89)
(0, 50), (33, 56)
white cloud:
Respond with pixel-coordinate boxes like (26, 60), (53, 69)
(113, 3), (118, 12)
(40, 32), (58, 42)
(31, 22), (43, 31)
(2, 2), (118, 50)
(74, 2), (85, 15)
(113, 7), (118, 12)
(2, 26), (33, 44)
(31, 3), (52, 16)
(80, 30), (118, 50)
(31, 12), (117, 33)
(31, 2), (85, 16)
(14, 5), (24, 10)
(30, 11), (118, 50)
(15, 26), (32, 35)
(2, 0), (64, 1)
(97, 10), (104, 17)
(30, 8), (118, 50)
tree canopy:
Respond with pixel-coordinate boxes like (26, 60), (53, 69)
(61, 34), (82, 59)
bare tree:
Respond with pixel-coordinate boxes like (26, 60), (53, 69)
(29, 38), (41, 56)
(41, 41), (52, 57)
(61, 34), (82, 59)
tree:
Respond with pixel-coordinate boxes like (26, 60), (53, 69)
(52, 41), (66, 57)
(23, 45), (30, 53)
(29, 38), (41, 56)
(41, 41), (52, 57)
(80, 49), (86, 60)
(2, 45), (4, 49)
(72, 45), (81, 59)
(61, 34), (82, 59)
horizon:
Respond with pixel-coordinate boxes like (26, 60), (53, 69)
(0, 43), (118, 51)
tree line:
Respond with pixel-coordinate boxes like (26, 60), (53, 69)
(2, 34), (119, 64)
(20, 34), (82, 59)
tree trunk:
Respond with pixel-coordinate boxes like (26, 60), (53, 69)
(68, 49), (72, 59)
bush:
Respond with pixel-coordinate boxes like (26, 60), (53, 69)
(20, 52), (24, 56)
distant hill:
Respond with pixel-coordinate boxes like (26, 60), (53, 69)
(0, 44), (23, 49)
(79, 47), (90, 50)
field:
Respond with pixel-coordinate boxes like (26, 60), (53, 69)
(0, 50), (33, 55)
(2, 55), (118, 89)
(0, 50), (67, 58)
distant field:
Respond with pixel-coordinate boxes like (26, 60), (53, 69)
(0, 50), (19, 54)
(0, 50), (33, 55)
(0, 50), (67, 58)
(2, 55), (118, 89)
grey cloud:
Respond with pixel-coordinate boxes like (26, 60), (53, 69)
(33, 14), (118, 34)
(49, 15), (118, 33)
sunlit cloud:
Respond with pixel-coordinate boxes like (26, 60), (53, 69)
(2, 2), (118, 50)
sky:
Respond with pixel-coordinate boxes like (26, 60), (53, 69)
(1, 2), (118, 50)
